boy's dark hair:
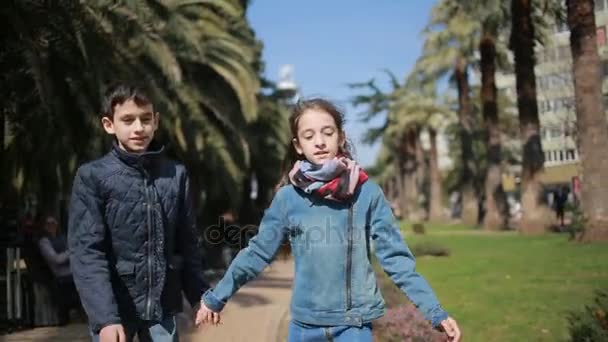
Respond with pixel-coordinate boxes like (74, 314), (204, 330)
(101, 83), (152, 119)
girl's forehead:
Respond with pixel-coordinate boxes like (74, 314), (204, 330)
(297, 109), (338, 130)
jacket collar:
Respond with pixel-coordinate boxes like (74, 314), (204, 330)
(111, 140), (165, 171)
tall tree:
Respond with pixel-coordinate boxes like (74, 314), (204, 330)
(351, 72), (454, 222)
(480, 22), (510, 229)
(390, 91), (454, 222)
(417, 0), (480, 225)
(567, 0), (608, 241)
(0, 0), (272, 224)
(456, 0), (512, 229)
(510, 0), (547, 234)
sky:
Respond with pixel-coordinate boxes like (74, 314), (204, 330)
(247, 0), (437, 167)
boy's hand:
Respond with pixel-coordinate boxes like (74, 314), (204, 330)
(440, 317), (462, 342)
(99, 324), (126, 342)
(195, 301), (221, 327)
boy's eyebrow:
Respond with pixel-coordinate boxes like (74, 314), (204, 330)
(120, 111), (154, 118)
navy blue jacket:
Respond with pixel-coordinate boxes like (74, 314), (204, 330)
(68, 143), (208, 333)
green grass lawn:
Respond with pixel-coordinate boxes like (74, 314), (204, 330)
(375, 222), (608, 342)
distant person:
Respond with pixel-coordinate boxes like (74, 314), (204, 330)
(450, 191), (461, 219)
(37, 215), (77, 325)
(196, 98), (461, 342)
(554, 187), (569, 227)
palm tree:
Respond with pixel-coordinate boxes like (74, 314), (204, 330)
(350, 73), (420, 220)
(0, 0), (269, 223)
(351, 71), (454, 222)
(566, 0), (608, 241)
(416, 0), (480, 225)
(453, 0), (512, 229)
(479, 22), (510, 230)
(510, 0), (548, 234)
(390, 90), (455, 222)
(242, 81), (291, 224)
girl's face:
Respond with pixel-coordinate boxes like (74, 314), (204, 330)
(293, 109), (344, 165)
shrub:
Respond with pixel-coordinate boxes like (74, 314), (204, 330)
(567, 204), (587, 241)
(568, 290), (608, 342)
(411, 241), (450, 257)
(373, 303), (448, 342)
(412, 223), (426, 235)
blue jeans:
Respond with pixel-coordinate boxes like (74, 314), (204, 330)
(288, 320), (373, 342)
(90, 315), (178, 342)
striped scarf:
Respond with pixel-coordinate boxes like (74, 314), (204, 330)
(288, 157), (368, 201)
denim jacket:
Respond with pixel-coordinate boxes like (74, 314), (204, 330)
(202, 180), (448, 327)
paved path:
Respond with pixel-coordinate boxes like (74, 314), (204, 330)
(1, 258), (294, 342)
(184, 258), (293, 342)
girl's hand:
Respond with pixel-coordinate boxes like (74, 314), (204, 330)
(195, 301), (221, 327)
(440, 317), (461, 341)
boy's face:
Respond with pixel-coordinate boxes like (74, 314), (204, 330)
(102, 99), (159, 153)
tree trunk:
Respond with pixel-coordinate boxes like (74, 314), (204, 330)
(396, 163), (407, 220)
(398, 126), (420, 221)
(388, 176), (398, 204)
(1, 108), (5, 151)
(404, 127), (420, 221)
(455, 56), (478, 226)
(480, 24), (509, 230)
(567, 0), (608, 241)
(428, 128), (443, 221)
(510, 0), (547, 234)
(397, 132), (409, 219)
(414, 125), (427, 219)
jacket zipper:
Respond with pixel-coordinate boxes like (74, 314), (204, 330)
(144, 181), (153, 319)
(346, 202), (354, 311)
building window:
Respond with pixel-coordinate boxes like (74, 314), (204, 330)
(598, 26), (606, 47)
(539, 76), (547, 90)
(554, 47), (561, 60)
(543, 49), (555, 63)
(597, 0), (606, 12)
(602, 61), (608, 76)
(559, 150), (565, 161)
(549, 74), (559, 88)
(565, 97), (575, 111)
(539, 101), (546, 113)
(555, 98), (563, 111)
(567, 149), (576, 161)
(557, 46), (570, 60)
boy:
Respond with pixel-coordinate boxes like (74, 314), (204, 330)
(68, 83), (208, 342)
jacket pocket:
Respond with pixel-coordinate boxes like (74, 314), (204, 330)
(116, 260), (136, 276)
(114, 260), (137, 302)
(162, 255), (184, 312)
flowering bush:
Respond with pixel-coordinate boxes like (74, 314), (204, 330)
(373, 303), (448, 342)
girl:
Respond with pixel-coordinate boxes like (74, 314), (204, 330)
(196, 98), (461, 341)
